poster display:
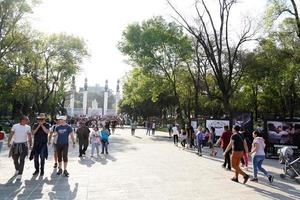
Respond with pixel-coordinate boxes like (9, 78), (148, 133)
(206, 120), (230, 136)
(266, 120), (300, 147)
(191, 121), (198, 130)
(233, 112), (253, 134)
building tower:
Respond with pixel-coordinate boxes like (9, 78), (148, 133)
(103, 80), (108, 116)
(70, 76), (76, 116)
(115, 79), (121, 115)
(83, 78), (88, 116)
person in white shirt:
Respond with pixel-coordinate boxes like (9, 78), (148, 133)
(172, 124), (179, 145)
(250, 130), (274, 183)
(152, 122), (156, 135)
(7, 116), (32, 180)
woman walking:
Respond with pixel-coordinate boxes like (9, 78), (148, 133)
(250, 131), (274, 183)
(208, 127), (217, 156)
(90, 127), (100, 157)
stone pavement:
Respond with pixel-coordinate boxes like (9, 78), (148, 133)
(0, 128), (299, 200)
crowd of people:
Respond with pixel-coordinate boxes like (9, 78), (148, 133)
(3, 114), (113, 181)
(169, 123), (274, 184)
(1, 114), (275, 185)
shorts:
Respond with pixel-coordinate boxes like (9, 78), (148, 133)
(56, 144), (69, 162)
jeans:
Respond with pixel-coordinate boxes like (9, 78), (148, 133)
(34, 144), (47, 171)
(181, 139), (186, 147)
(223, 149), (231, 169)
(0, 142), (3, 153)
(12, 144), (28, 175)
(197, 142), (202, 154)
(173, 135), (178, 144)
(79, 141), (88, 156)
(252, 155), (269, 178)
(231, 151), (247, 178)
(101, 140), (108, 153)
(91, 143), (99, 156)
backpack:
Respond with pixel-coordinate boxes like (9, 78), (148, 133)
(0, 131), (5, 140)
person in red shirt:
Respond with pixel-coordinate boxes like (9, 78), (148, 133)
(216, 126), (232, 170)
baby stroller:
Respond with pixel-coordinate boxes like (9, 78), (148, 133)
(278, 146), (300, 181)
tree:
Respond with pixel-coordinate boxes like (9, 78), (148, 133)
(267, 0), (300, 38)
(168, 0), (255, 122)
(119, 16), (192, 123)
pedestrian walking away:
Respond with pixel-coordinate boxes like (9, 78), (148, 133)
(250, 130), (274, 183)
(54, 116), (76, 177)
(224, 125), (250, 184)
(196, 126), (204, 156)
(30, 113), (50, 176)
(100, 126), (110, 154)
(90, 127), (100, 157)
(76, 121), (90, 157)
(7, 116), (32, 180)
(172, 124), (179, 145)
(216, 126), (232, 170)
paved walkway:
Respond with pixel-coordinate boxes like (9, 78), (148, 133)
(0, 128), (299, 200)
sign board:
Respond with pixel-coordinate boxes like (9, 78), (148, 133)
(206, 120), (230, 136)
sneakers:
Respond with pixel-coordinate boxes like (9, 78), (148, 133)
(63, 170), (69, 177)
(53, 163), (58, 168)
(243, 174), (250, 184)
(57, 168), (62, 175)
(32, 170), (39, 176)
(16, 175), (22, 180)
(250, 178), (258, 182)
(40, 170), (44, 176)
(268, 175), (274, 183)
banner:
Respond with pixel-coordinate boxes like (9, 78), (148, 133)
(266, 120), (300, 146)
(206, 120), (230, 136)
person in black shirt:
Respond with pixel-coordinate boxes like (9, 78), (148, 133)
(224, 125), (250, 184)
(31, 113), (50, 176)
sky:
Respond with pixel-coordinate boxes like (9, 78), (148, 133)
(30, 0), (267, 93)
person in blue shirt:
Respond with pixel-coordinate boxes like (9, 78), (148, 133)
(100, 126), (110, 154)
(196, 126), (204, 156)
(54, 116), (76, 177)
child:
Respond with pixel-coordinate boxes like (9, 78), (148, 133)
(196, 127), (204, 156)
(100, 126), (110, 154)
(90, 127), (100, 157)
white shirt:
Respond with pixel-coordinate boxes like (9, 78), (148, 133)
(172, 127), (179, 135)
(11, 123), (31, 143)
(253, 137), (266, 156)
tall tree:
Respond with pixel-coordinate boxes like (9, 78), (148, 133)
(168, 0), (255, 121)
(119, 16), (192, 123)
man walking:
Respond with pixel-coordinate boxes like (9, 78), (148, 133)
(76, 121), (90, 157)
(7, 116), (32, 180)
(224, 125), (250, 184)
(54, 116), (76, 177)
(217, 126), (232, 170)
(31, 113), (50, 176)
